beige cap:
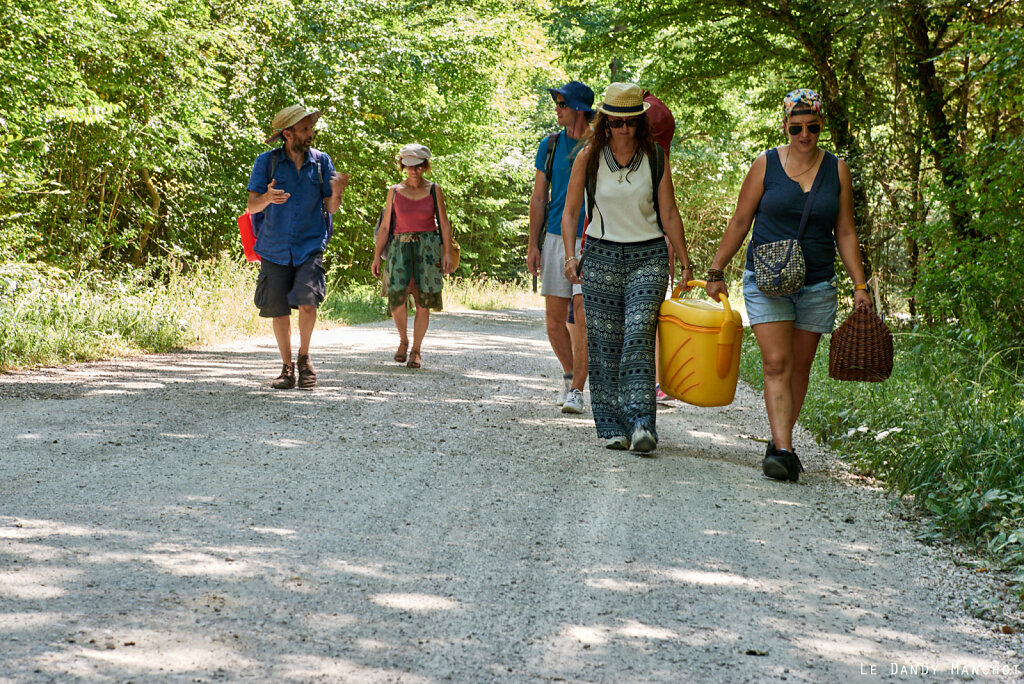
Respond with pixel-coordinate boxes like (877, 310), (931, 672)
(265, 105), (322, 144)
(399, 143), (432, 166)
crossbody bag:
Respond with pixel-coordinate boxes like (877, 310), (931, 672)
(752, 151), (826, 296)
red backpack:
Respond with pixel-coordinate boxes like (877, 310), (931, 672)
(643, 92), (675, 157)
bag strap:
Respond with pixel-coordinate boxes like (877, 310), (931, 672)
(543, 132), (559, 184)
(387, 185), (397, 238)
(537, 132), (560, 242)
(430, 182), (441, 232)
(796, 151), (827, 242)
(650, 144), (665, 234)
(584, 159), (602, 240)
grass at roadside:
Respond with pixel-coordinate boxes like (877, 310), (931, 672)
(0, 259), (542, 370)
(738, 306), (1024, 593)
(0, 258), (262, 369)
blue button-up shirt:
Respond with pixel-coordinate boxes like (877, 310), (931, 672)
(247, 147), (335, 266)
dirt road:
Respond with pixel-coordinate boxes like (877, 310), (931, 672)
(1, 309), (1021, 682)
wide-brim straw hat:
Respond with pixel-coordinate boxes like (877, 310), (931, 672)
(265, 105), (322, 144)
(596, 82), (651, 117)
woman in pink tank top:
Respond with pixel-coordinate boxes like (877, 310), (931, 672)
(371, 144), (455, 369)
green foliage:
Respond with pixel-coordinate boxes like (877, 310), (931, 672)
(0, 0), (561, 282)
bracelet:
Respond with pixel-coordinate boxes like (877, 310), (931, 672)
(854, 283), (868, 291)
(681, 264), (693, 270)
(706, 268), (725, 283)
(564, 256), (578, 267)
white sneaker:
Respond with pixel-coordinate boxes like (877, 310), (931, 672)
(561, 388), (584, 414)
(556, 374), (573, 406)
(605, 436), (631, 450)
(630, 425), (657, 453)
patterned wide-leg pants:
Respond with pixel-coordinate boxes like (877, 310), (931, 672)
(580, 237), (669, 440)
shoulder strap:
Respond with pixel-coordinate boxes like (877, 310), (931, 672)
(268, 146), (283, 181)
(585, 158), (604, 240)
(388, 185), (397, 237)
(796, 152), (828, 242)
(311, 150), (325, 197)
(544, 132), (559, 183)
(650, 145), (665, 233)
(430, 183), (441, 232)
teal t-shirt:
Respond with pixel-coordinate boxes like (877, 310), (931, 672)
(534, 132), (584, 238)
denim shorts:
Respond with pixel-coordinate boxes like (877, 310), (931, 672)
(741, 270), (838, 333)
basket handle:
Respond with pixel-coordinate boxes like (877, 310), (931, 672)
(670, 279), (736, 378)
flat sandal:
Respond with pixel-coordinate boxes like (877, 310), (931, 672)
(406, 349), (421, 369)
(394, 340), (409, 363)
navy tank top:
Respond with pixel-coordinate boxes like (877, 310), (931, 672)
(744, 147), (841, 285)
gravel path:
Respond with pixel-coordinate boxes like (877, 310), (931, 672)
(2, 308), (1022, 683)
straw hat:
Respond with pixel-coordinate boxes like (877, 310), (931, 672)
(265, 105), (322, 144)
(596, 82), (651, 117)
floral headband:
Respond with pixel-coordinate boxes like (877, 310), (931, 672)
(783, 89), (823, 118)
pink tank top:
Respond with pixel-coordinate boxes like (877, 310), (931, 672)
(393, 190), (436, 234)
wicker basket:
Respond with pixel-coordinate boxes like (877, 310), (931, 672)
(828, 306), (893, 382)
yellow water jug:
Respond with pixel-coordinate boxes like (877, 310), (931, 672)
(657, 280), (743, 407)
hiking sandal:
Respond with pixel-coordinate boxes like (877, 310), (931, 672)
(394, 340), (409, 363)
(406, 349), (421, 369)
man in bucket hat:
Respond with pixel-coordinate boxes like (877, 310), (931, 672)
(527, 81), (595, 415)
(247, 104), (350, 389)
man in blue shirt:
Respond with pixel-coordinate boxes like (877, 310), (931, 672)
(526, 81), (594, 414)
(247, 105), (349, 389)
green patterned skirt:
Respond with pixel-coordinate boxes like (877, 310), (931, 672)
(385, 231), (444, 313)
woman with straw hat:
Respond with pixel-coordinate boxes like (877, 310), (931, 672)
(562, 82), (693, 454)
(371, 144), (455, 369)
(703, 88), (871, 482)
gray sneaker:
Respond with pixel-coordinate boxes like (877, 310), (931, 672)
(630, 425), (657, 454)
(556, 373), (573, 406)
(605, 436), (631, 450)
(561, 388), (584, 414)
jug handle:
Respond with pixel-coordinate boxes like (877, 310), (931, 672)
(679, 279), (736, 378)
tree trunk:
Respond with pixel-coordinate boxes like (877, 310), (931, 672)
(132, 168), (161, 266)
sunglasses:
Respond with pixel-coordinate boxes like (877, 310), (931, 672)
(607, 118), (639, 129)
(555, 101), (569, 109)
(788, 123), (822, 135)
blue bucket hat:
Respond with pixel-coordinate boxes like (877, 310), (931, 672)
(548, 81), (595, 117)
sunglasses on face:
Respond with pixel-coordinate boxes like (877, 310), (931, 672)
(555, 101), (569, 109)
(607, 118), (639, 129)
(788, 122), (822, 135)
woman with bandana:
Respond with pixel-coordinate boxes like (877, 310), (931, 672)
(704, 89), (871, 482)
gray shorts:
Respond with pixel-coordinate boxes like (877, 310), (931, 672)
(254, 253), (326, 318)
(541, 232), (583, 298)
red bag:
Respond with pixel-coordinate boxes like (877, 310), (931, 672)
(237, 212), (260, 262)
(643, 92), (676, 157)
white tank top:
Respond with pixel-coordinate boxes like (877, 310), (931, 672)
(586, 150), (662, 242)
